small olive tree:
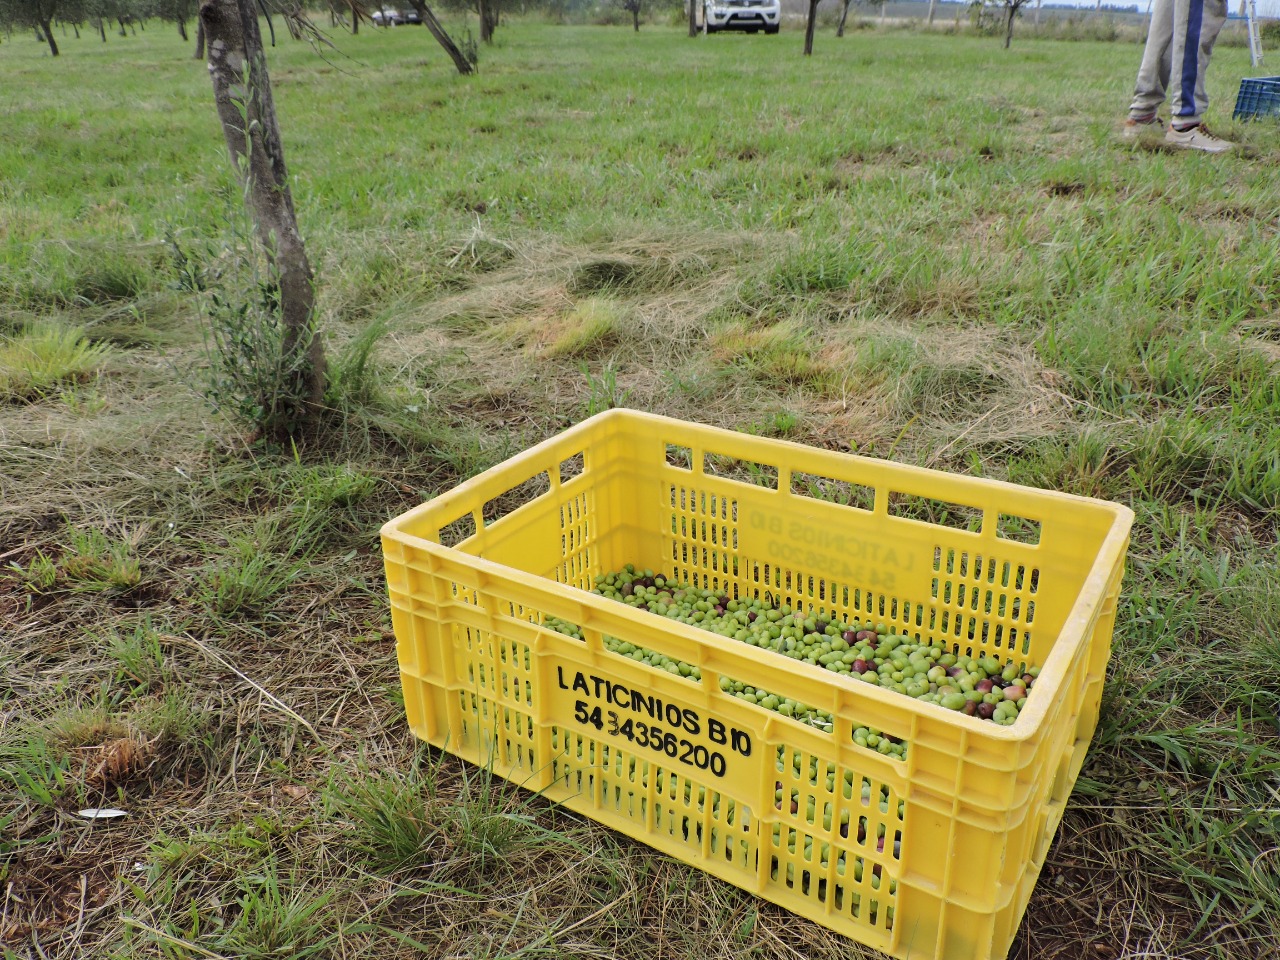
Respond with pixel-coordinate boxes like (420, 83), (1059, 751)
(836, 0), (863, 35)
(1000, 0), (1031, 46)
(149, 0), (200, 40)
(404, 0), (476, 74)
(973, 0), (1031, 47)
(199, 0), (326, 441)
(622, 0), (642, 31)
(476, 0), (499, 42)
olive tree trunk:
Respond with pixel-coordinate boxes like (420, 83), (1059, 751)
(688, 0), (697, 36)
(199, 0), (326, 440)
(1004, 4), (1014, 46)
(40, 18), (59, 55)
(927, 0), (937, 23)
(194, 17), (205, 56)
(836, 0), (852, 35)
(478, 0), (493, 41)
(411, 0), (475, 74)
(803, 0), (818, 53)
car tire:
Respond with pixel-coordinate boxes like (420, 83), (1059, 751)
(764, 24), (778, 33)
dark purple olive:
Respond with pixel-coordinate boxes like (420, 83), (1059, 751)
(843, 630), (857, 643)
(1022, 674), (1036, 686)
(718, 596), (730, 607)
(975, 679), (994, 693)
(748, 611), (758, 622)
(714, 606), (725, 615)
(855, 630), (877, 642)
(852, 659), (870, 674)
(977, 702), (996, 720)
(947, 665), (964, 678)
(816, 620), (829, 633)
(961, 700), (978, 716)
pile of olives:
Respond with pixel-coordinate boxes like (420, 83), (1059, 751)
(545, 565), (1040, 759)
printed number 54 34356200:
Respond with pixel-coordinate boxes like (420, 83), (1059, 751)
(573, 700), (727, 777)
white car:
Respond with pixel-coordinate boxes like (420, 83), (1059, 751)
(704, 0), (781, 34)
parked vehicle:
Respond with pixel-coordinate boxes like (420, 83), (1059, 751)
(702, 0), (781, 33)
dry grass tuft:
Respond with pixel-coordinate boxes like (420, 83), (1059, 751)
(842, 320), (1074, 456)
(79, 735), (159, 789)
(1236, 316), (1280, 363)
(0, 322), (115, 403)
(533, 296), (627, 359)
(710, 319), (840, 388)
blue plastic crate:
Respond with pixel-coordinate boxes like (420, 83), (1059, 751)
(1234, 76), (1280, 120)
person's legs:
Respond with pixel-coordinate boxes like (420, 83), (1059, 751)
(1168, 0), (1228, 126)
(1130, 0), (1175, 120)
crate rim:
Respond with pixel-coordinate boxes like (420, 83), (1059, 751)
(384, 408), (1136, 530)
(381, 408), (1134, 747)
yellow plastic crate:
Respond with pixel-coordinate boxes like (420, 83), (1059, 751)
(381, 409), (1133, 960)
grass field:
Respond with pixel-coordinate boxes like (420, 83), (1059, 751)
(3, 15), (1280, 960)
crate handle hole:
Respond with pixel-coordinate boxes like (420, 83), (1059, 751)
(484, 471), (552, 528)
(665, 443), (693, 470)
(703, 450), (779, 490)
(789, 471), (875, 512)
(439, 514), (477, 547)
(558, 451), (586, 485)
(996, 513), (1042, 545)
(887, 492), (983, 533)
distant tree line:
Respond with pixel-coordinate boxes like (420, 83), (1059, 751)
(0, 0), (205, 55)
(0, 0), (496, 58)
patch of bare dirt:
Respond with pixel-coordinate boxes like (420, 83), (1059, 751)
(1, 850), (118, 944)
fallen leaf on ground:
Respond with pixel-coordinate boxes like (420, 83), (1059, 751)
(76, 808), (128, 819)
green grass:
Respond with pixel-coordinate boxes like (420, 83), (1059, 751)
(2, 14), (1279, 960)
